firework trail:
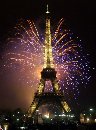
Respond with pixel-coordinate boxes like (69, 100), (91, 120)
(2, 18), (91, 101)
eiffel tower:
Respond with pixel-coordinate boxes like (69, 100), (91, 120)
(27, 5), (71, 118)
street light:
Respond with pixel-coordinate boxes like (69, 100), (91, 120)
(86, 118), (90, 123)
(89, 108), (93, 111)
(17, 118), (19, 121)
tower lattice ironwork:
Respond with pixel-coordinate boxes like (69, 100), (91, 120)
(27, 5), (71, 117)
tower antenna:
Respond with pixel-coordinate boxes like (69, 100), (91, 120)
(46, 4), (50, 14)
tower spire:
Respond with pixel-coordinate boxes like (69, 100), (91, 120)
(44, 5), (54, 68)
(46, 4), (50, 14)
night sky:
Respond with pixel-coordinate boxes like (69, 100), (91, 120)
(0, 0), (96, 111)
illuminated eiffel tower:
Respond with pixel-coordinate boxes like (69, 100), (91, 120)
(28, 5), (71, 117)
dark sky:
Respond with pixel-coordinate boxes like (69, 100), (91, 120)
(0, 0), (96, 111)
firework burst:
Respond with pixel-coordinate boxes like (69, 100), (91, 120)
(2, 18), (91, 102)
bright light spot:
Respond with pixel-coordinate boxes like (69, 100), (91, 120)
(3, 124), (8, 130)
(17, 118), (19, 121)
(62, 114), (66, 117)
(89, 108), (93, 111)
(71, 115), (75, 118)
(44, 113), (49, 118)
(83, 114), (85, 115)
(20, 127), (26, 130)
(87, 118), (90, 122)
(36, 110), (39, 112)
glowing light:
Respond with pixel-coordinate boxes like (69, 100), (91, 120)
(17, 118), (19, 121)
(20, 127), (26, 130)
(87, 118), (90, 122)
(44, 113), (49, 118)
(89, 108), (93, 111)
(83, 114), (85, 115)
(3, 124), (9, 130)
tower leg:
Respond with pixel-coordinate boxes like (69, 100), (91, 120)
(52, 78), (60, 94)
(61, 101), (71, 112)
(27, 98), (39, 117)
(27, 79), (45, 117)
(52, 79), (71, 113)
(38, 79), (45, 94)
